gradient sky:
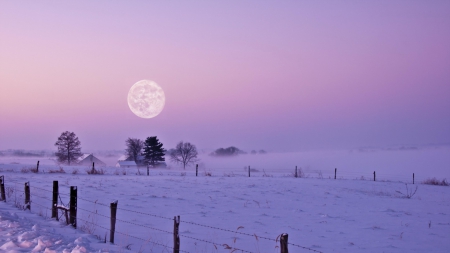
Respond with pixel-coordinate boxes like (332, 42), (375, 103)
(1, 1), (449, 152)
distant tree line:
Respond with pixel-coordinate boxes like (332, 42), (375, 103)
(210, 146), (245, 156)
(125, 137), (198, 169)
(210, 146), (267, 157)
(53, 131), (264, 167)
(1, 150), (47, 157)
(250, 149), (267, 154)
(54, 131), (200, 169)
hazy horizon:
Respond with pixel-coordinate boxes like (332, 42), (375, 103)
(1, 1), (449, 152)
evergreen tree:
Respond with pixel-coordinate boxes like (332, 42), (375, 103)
(142, 136), (166, 167)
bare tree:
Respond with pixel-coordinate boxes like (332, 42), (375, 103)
(125, 138), (144, 163)
(170, 141), (198, 169)
(55, 131), (82, 165)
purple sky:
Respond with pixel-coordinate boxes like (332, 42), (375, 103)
(1, 1), (449, 152)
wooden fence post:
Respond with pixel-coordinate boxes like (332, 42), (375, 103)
(52, 181), (58, 219)
(36, 161), (39, 173)
(110, 201), (118, 243)
(280, 233), (289, 253)
(0, 176), (5, 201)
(295, 166), (298, 178)
(91, 162), (95, 174)
(147, 165), (149, 176)
(25, 182), (30, 210)
(196, 164), (198, 177)
(373, 171), (376, 181)
(173, 215), (180, 253)
(70, 186), (77, 228)
(335, 168), (337, 179)
(413, 173), (415, 184)
(248, 166), (250, 177)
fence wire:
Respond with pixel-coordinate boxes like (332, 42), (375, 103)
(4, 168), (435, 253)
(75, 216), (191, 253)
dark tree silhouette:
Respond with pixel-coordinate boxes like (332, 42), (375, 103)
(210, 146), (245, 156)
(54, 131), (82, 165)
(125, 138), (144, 163)
(170, 141), (198, 169)
(142, 136), (166, 167)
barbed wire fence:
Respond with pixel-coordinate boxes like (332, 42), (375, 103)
(0, 174), (323, 253)
(0, 159), (445, 253)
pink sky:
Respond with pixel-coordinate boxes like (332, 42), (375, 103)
(1, 1), (449, 151)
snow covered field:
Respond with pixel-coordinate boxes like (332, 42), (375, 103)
(0, 150), (449, 253)
(0, 202), (121, 253)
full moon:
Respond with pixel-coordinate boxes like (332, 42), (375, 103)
(127, 80), (165, 119)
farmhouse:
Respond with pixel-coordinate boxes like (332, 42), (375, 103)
(115, 155), (138, 168)
(115, 154), (167, 168)
(77, 154), (106, 166)
(116, 160), (137, 168)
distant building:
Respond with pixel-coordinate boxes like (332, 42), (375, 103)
(115, 160), (137, 168)
(117, 155), (128, 162)
(116, 155), (167, 168)
(77, 154), (106, 166)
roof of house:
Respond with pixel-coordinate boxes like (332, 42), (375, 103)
(117, 155), (128, 161)
(118, 155), (145, 163)
(77, 154), (91, 162)
(117, 161), (137, 166)
(77, 153), (106, 165)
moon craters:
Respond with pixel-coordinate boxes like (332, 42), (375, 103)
(127, 80), (165, 118)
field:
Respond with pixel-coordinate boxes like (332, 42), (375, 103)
(1, 155), (449, 253)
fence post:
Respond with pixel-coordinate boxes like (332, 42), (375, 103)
(173, 215), (180, 253)
(147, 165), (149, 176)
(280, 233), (289, 253)
(248, 166), (250, 177)
(36, 160), (39, 173)
(25, 182), (30, 210)
(373, 171), (376, 181)
(110, 200), (118, 244)
(335, 168), (337, 179)
(295, 166), (297, 178)
(196, 164), (198, 177)
(91, 162), (95, 174)
(52, 181), (58, 219)
(0, 176), (5, 202)
(413, 173), (415, 184)
(70, 186), (77, 228)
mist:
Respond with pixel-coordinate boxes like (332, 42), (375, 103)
(2, 145), (449, 182)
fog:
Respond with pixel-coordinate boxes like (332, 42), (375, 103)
(1, 146), (449, 182)
(198, 147), (450, 180)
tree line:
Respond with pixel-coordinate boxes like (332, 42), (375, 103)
(54, 131), (198, 169)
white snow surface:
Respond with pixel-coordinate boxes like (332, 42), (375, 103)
(0, 199), (120, 252)
(0, 156), (449, 253)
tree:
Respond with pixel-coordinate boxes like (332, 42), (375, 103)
(210, 146), (245, 156)
(54, 131), (82, 165)
(170, 141), (198, 169)
(142, 136), (166, 167)
(125, 138), (144, 163)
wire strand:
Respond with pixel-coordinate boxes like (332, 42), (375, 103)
(75, 216), (190, 253)
(116, 206), (173, 220)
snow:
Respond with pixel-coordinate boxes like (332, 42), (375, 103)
(0, 150), (449, 252)
(0, 201), (119, 252)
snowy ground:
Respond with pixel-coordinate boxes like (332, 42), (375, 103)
(0, 201), (122, 253)
(0, 155), (449, 252)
